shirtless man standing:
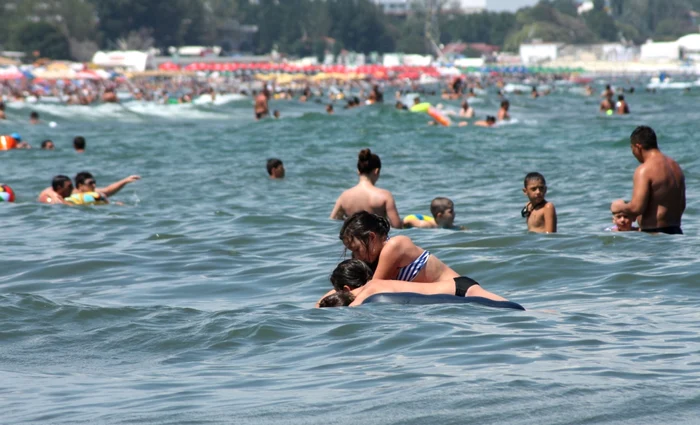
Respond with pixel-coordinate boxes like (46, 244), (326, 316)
(254, 88), (270, 120)
(611, 126), (685, 234)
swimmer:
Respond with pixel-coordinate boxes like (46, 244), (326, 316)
(459, 100), (474, 118)
(600, 95), (613, 114)
(403, 197), (462, 229)
(318, 259), (499, 307)
(531, 86), (539, 99)
(29, 111), (40, 125)
(273, 110), (280, 119)
(602, 84), (614, 99)
(38, 175), (73, 204)
(395, 101), (407, 110)
(10, 133), (31, 149)
(522, 172), (557, 233)
(474, 116), (496, 127)
(497, 100), (510, 121)
(608, 203), (638, 232)
(413, 97), (421, 106)
(254, 88), (270, 120)
(41, 140), (55, 150)
(611, 126), (685, 235)
(326, 104), (334, 115)
(266, 158), (285, 179)
(73, 136), (86, 153)
(616, 95), (630, 115)
(74, 171), (140, 197)
(328, 212), (506, 306)
(0, 101), (5, 120)
(330, 149), (402, 229)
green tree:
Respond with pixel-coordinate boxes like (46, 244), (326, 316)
(11, 21), (71, 59)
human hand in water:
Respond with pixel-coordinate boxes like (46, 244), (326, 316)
(123, 175), (141, 184)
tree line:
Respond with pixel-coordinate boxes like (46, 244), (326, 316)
(0, 0), (697, 61)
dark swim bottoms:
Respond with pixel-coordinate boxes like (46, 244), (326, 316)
(455, 276), (480, 297)
(641, 226), (683, 235)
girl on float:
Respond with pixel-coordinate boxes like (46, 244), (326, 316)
(330, 149), (402, 229)
(318, 259), (485, 307)
(316, 212), (508, 306)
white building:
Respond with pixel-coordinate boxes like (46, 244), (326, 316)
(519, 43), (562, 65)
(92, 51), (154, 72)
(372, 0), (536, 14)
(371, 0), (410, 15)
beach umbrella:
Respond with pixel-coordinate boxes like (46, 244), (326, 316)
(0, 67), (24, 80)
(158, 62), (180, 71)
(75, 70), (102, 80)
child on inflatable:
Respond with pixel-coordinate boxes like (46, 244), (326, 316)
(403, 197), (464, 230)
(316, 212), (508, 307)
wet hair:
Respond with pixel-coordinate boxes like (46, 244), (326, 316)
(618, 95), (625, 101)
(30, 111), (39, 119)
(41, 139), (53, 149)
(75, 171), (94, 187)
(330, 259), (374, 291)
(486, 116), (496, 124)
(73, 136), (86, 150)
(630, 126), (658, 150)
(266, 158), (283, 175)
(500, 100), (510, 108)
(339, 211), (390, 257)
(414, 97), (420, 104)
(430, 197), (454, 217)
(357, 148), (381, 175)
(524, 172), (546, 187)
(319, 291), (355, 307)
(52, 175), (72, 191)
(461, 100), (469, 109)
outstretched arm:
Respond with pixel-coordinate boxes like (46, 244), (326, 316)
(349, 279), (449, 306)
(98, 175), (140, 197)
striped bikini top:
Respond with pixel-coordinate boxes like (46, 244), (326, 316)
(396, 250), (430, 282)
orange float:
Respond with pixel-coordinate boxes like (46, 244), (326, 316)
(428, 107), (451, 127)
(0, 135), (17, 151)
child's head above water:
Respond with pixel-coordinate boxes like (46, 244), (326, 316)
(339, 212), (390, 264)
(330, 259), (374, 292)
(319, 291), (355, 307)
(611, 203), (634, 231)
(523, 172), (547, 205)
(430, 197), (456, 228)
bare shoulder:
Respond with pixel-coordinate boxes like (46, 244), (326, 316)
(544, 201), (556, 210)
(387, 234), (413, 249)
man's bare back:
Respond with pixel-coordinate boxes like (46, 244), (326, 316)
(613, 126), (685, 234)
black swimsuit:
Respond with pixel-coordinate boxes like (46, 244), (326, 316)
(641, 226), (683, 235)
(455, 276), (480, 297)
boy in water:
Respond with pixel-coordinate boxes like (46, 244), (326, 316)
(403, 197), (462, 229)
(608, 203), (638, 232)
(521, 172), (557, 233)
(266, 158), (285, 179)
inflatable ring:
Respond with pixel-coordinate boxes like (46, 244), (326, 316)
(428, 107), (451, 126)
(0, 184), (15, 202)
(363, 293), (525, 310)
(0, 135), (18, 151)
(409, 102), (431, 113)
(65, 191), (108, 205)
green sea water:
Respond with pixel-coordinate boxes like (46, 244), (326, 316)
(1, 84), (699, 424)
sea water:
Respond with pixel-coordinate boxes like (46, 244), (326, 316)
(1, 87), (699, 424)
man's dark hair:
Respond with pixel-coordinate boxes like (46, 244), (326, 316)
(74, 171), (94, 187)
(630, 126), (658, 150)
(52, 175), (72, 191)
(73, 136), (86, 150)
(30, 111), (39, 119)
(266, 158), (283, 176)
(41, 140), (53, 149)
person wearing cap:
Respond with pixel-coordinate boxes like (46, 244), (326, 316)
(0, 133), (30, 150)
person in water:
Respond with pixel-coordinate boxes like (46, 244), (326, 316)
(497, 100), (510, 121)
(266, 158), (285, 179)
(522, 172), (557, 233)
(330, 149), (402, 229)
(74, 136), (86, 153)
(459, 100), (474, 118)
(616, 95), (630, 115)
(41, 140), (55, 150)
(316, 212), (507, 306)
(29, 111), (40, 125)
(403, 197), (461, 229)
(318, 259), (495, 307)
(474, 116), (496, 127)
(608, 202), (638, 232)
(73, 171), (140, 198)
(600, 95), (613, 114)
(38, 175), (73, 204)
(254, 88), (270, 120)
(611, 126), (685, 235)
